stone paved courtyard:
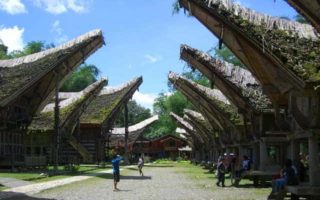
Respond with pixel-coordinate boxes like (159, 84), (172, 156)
(2, 163), (271, 200)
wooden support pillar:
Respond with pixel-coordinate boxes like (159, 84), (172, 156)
(54, 75), (60, 172)
(124, 103), (129, 164)
(308, 134), (320, 186)
(290, 139), (300, 168)
(259, 141), (268, 171)
(253, 143), (259, 170)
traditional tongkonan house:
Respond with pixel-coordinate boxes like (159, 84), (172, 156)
(109, 115), (159, 161)
(0, 29), (104, 167)
(179, 0), (320, 194)
(79, 77), (142, 163)
(180, 45), (287, 171)
(168, 72), (244, 149)
(170, 112), (206, 161)
(27, 79), (106, 165)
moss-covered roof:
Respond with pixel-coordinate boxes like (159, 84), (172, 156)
(0, 29), (104, 107)
(80, 77), (142, 126)
(180, 0), (320, 84)
(169, 72), (243, 126)
(181, 44), (272, 111)
(28, 78), (107, 132)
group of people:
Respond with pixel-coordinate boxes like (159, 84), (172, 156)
(216, 154), (251, 187)
(111, 154), (144, 191)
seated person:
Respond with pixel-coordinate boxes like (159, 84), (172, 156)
(269, 159), (298, 196)
(236, 155), (251, 178)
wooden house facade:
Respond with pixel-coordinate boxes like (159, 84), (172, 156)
(0, 29), (104, 167)
(27, 79), (106, 165)
(78, 77), (143, 163)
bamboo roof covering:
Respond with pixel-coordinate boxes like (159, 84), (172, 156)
(28, 78), (107, 132)
(170, 112), (205, 144)
(180, 44), (272, 113)
(109, 115), (159, 147)
(179, 0), (320, 105)
(0, 30), (104, 121)
(80, 77), (142, 131)
(285, 0), (320, 33)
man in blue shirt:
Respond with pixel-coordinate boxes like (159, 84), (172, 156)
(112, 154), (122, 191)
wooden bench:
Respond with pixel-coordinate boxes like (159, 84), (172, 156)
(285, 185), (320, 200)
(234, 170), (278, 186)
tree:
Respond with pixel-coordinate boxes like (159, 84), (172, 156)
(210, 44), (245, 68)
(114, 100), (152, 127)
(295, 14), (309, 24)
(60, 64), (101, 92)
(0, 43), (8, 59)
(8, 41), (54, 58)
(144, 91), (193, 139)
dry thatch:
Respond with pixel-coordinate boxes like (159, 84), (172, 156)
(109, 115), (159, 147)
(285, 0), (320, 33)
(28, 78), (107, 132)
(180, 0), (320, 85)
(181, 44), (272, 111)
(80, 77), (143, 131)
(169, 112), (204, 144)
(0, 30), (104, 109)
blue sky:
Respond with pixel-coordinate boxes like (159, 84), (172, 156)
(0, 0), (298, 110)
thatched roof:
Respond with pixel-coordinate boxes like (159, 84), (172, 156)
(80, 77), (143, 131)
(285, 0), (320, 33)
(180, 44), (272, 112)
(169, 72), (243, 127)
(169, 112), (205, 144)
(109, 115), (159, 147)
(28, 78), (107, 132)
(179, 0), (320, 92)
(0, 29), (104, 116)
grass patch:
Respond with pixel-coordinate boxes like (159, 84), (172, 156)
(172, 161), (271, 200)
(0, 184), (8, 191)
(0, 165), (112, 183)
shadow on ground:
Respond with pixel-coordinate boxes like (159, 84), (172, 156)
(144, 165), (174, 168)
(0, 192), (56, 200)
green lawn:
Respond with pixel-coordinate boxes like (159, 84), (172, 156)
(0, 165), (112, 183)
(153, 160), (271, 200)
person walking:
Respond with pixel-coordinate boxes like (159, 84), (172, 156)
(112, 154), (122, 191)
(216, 157), (226, 187)
(138, 155), (144, 176)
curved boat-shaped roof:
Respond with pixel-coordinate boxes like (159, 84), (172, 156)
(179, 0), (320, 104)
(181, 44), (272, 113)
(0, 29), (104, 114)
(29, 78), (107, 132)
(80, 77), (143, 131)
(109, 115), (159, 146)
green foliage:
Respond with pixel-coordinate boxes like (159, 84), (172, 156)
(0, 44), (8, 59)
(9, 41), (54, 58)
(114, 100), (152, 127)
(60, 64), (101, 92)
(210, 44), (245, 68)
(145, 91), (193, 139)
(172, 1), (181, 15)
(295, 14), (309, 24)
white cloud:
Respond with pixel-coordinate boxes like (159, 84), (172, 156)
(133, 91), (157, 110)
(51, 20), (68, 44)
(0, 25), (24, 52)
(32, 0), (90, 14)
(0, 0), (26, 14)
(145, 54), (161, 64)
